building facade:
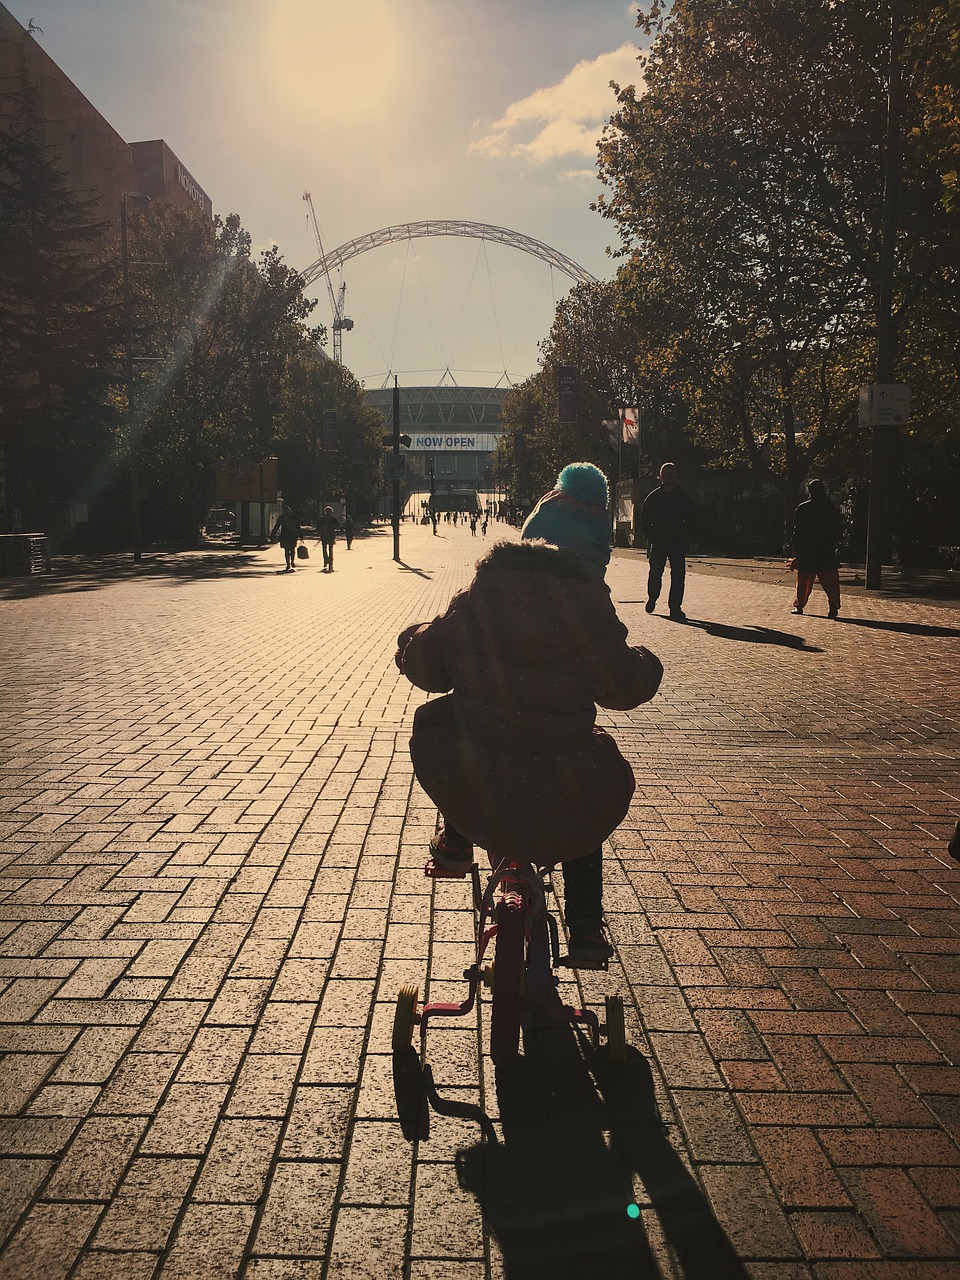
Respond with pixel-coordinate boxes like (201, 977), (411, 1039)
(365, 385), (509, 513)
(0, 5), (212, 231)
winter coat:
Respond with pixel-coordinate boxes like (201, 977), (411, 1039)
(397, 540), (663, 863)
(791, 497), (843, 572)
(640, 484), (697, 547)
(271, 512), (301, 548)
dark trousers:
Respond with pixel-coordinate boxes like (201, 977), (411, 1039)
(321, 539), (334, 568)
(441, 821), (603, 921)
(562, 847), (603, 922)
(647, 542), (686, 612)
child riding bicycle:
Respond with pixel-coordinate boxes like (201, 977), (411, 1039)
(395, 463), (663, 966)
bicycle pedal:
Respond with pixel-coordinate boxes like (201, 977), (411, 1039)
(424, 858), (471, 879)
(558, 955), (610, 972)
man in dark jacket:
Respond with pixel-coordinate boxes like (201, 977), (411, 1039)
(317, 505), (342, 571)
(640, 462), (697, 620)
(790, 479), (843, 617)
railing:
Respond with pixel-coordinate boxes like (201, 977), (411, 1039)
(0, 534), (51, 576)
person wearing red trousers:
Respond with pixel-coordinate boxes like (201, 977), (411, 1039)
(790, 479), (843, 618)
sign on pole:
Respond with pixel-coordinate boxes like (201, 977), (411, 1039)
(557, 365), (578, 424)
(859, 384), (910, 427)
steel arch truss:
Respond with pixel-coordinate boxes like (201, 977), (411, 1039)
(301, 220), (597, 288)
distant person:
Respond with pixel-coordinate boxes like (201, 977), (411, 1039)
(317, 505), (342, 572)
(640, 462), (697, 621)
(344, 514), (355, 550)
(469, 514), (477, 537)
(481, 515), (489, 536)
(271, 503), (302, 572)
(789, 479), (843, 617)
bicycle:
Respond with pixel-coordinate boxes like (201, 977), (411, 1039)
(391, 848), (627, 1069)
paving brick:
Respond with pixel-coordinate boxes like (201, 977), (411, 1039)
(44, 1115), (147, 1200)
(751, 1126), (852, 1209)
(327, 1206), (407, 1278)
(158, 1202), (255, 1279)
(92, 1156), (198, 1250)
(140, 1083), (228, 1156)
(253, 1160), (339, 1256)
(0, 1201), (101, 1280)
(840, 1166), (958, 1257)
(696, 1163), (801, 1258)
(279, 1086), (354, 1159)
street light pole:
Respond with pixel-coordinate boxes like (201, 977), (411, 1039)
(865, 3), (903, 590)
(392, 377), (401, 562)
(120, 191), (150, 563)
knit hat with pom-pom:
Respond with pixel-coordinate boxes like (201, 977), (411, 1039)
(521, 462), (611, 572)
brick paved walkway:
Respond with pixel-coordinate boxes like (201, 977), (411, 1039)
(1, 522), (958, 1279)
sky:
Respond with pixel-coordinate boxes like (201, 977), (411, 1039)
(8, 0), (647, 389)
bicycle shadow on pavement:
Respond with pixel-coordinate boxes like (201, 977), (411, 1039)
(453, 1027), (747, 1280)
(685, 619), (822, 652)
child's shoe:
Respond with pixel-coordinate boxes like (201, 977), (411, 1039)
(567, 918), (614, 967)
(429, 831), (474, 874)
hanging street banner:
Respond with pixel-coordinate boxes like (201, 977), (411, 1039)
(620, 407), (640, 444)
(557, 365), (579, 424)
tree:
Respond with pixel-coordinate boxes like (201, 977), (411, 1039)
(273, 347), (385, 519)
(596, 0), (960, 548)
(127, 204), (324, 542)
(495, 279), (642, 505)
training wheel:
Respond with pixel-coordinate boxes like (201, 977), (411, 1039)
(392, 983), (419, 1052)
(605, 994), (627, 1064)
(480, 961), (495, 990)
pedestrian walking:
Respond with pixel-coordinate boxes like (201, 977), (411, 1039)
(789, 479), (843, 617)
(271, 503), (303, 572)
(317, 505), (342, 572)
(469, 514), (477, 537)
(344, 514), (355, 550)
(640, 462), (697, 620)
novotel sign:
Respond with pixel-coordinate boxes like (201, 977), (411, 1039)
(411, 432), (501, 452)
(176, 162), (212, 218)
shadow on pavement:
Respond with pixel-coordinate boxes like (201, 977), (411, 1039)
(0, 551), (278, 599)
(686, 619), (822, 651)
(446, 1028), (745, 1280)
(836, 616), (960, 638)
(396, 561), (433, 579)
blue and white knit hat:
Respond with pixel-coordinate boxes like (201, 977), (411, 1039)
(521, 462), (611, 572)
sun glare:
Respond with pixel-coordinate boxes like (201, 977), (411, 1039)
(266, 0), (401, 116)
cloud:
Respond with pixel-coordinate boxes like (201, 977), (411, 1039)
(471, 44), (641, 163)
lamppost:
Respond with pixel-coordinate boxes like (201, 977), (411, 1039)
(865, 3), (902, 589)
(120, 190), (151, 562)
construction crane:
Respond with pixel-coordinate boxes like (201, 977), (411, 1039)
(302, 191), (353, 364)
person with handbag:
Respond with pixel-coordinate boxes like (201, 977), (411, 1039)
(270, 503), (302, 572)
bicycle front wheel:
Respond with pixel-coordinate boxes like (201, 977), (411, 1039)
(490, 893), (525, 1064)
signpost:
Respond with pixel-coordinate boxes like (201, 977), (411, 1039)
(384, 379), (411, 562)
(859, 384), (910, 427)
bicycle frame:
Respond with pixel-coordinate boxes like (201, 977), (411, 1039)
(418, 857), (600, 1061)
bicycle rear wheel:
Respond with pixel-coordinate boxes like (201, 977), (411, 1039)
(490, 893), (525, 1064)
